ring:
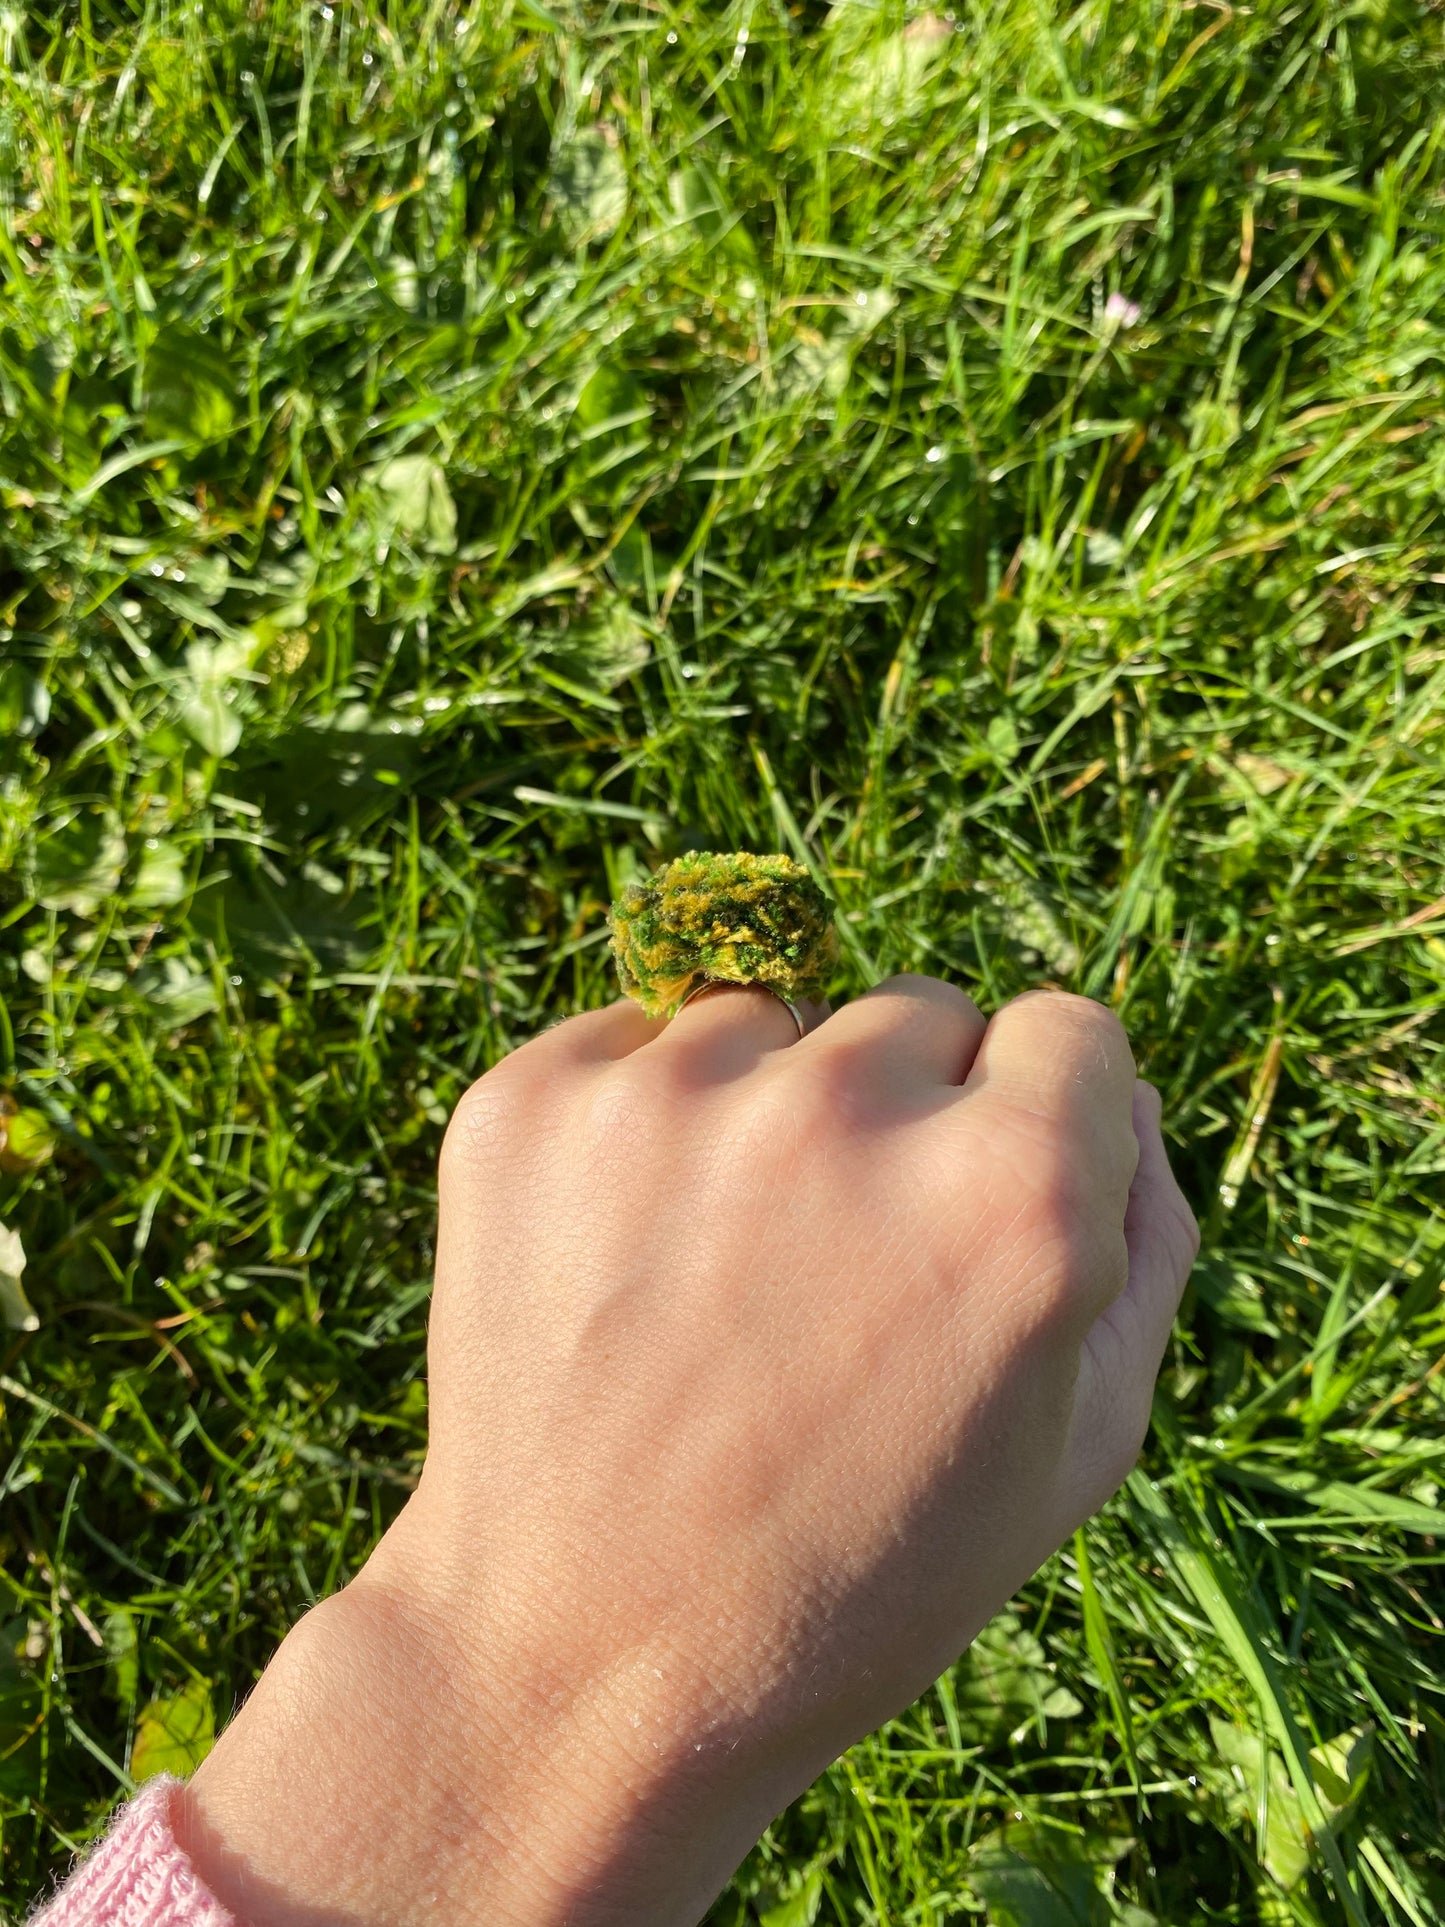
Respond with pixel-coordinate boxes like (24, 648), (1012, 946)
(609, 851), (836, 1019)
(674, 976), (807, 1040)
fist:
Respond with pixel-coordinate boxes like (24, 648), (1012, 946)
(189, 976), (1197, 1927)
(411, 977), (1198, 1918)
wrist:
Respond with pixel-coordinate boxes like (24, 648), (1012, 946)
(182, 1502), (783, 1927)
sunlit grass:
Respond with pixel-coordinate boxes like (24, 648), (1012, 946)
(2, 1), (1443, 1920)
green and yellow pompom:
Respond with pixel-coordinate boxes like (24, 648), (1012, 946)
(609, 851), (837, 1018)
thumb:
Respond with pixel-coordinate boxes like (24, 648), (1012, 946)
(1061, 1080), (1200, 1521)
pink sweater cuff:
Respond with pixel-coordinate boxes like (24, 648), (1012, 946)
(29, 1777), (237, 1927)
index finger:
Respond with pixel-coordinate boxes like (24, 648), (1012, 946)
(959, 990), (1139, 1203)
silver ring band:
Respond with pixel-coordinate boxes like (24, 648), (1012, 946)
(674, 977), (806, 1040)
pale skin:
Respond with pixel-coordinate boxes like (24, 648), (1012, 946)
(180, 975), (1198, 1927)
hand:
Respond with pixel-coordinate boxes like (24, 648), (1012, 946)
(183, 978), (1197, 1927)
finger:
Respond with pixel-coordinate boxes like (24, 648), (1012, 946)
(1116, 1079), (1199, 1371)
(1061, 1081), (1200, 1518)
(516, 1000), (665, 1070)
(649, 981), (828, 1077)
(960, 989), (1138, 1203)
(798, 974), (985, 1087)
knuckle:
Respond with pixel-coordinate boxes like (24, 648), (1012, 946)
(1020, 990), (1133, 1066)
(868, 973), (981, 1036)
(574, 1060), (675, 1165)
(441, 1069), (527, 1176)
(877, 971), (970, 1011)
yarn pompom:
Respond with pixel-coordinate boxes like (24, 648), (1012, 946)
(609, 851), (837, 1018)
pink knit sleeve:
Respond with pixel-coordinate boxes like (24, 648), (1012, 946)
(29, 1777), (237, 1927)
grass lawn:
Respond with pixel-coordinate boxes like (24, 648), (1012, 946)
(3, 0), (1444, 1918)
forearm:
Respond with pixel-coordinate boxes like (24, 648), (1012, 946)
(178, 1518), (802, 1927)
(33, 1573), (752, 1927)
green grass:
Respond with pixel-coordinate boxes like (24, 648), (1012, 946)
(2, 0), (1444, 1918)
